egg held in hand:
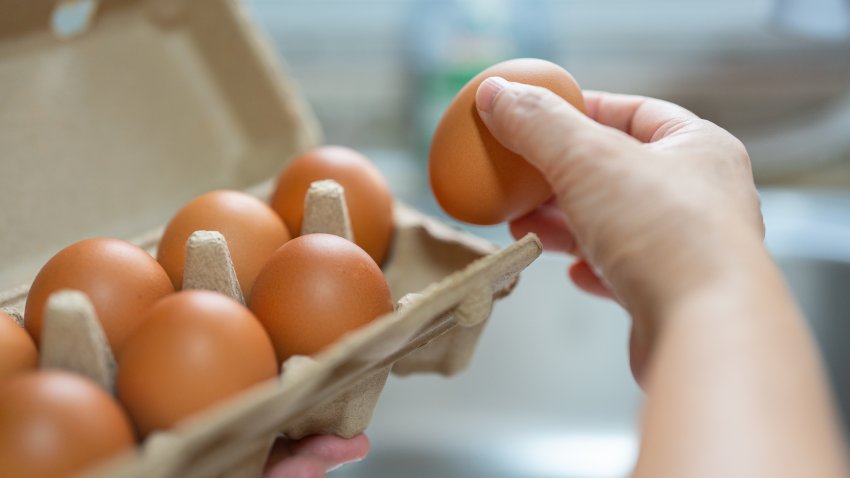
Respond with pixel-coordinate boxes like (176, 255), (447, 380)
(24, 238), (174, 355)
(249, 233), (394, 362)
(117, 290), (278, 437)
(0, 371), (135, 478)
(429, 58), (586, 225)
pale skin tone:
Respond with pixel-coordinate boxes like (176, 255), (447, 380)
(267, 78), (849, 477)
(264, 434), (369, 478)
(477, 76), (850, 477)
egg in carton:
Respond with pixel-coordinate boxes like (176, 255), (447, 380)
(0, 179), (541, 478)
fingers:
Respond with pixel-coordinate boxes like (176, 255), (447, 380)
(476, 77), (630, 193)
(265, 456), (326, 478)
(265, 434), (370, 476)
(509, 199), (578, 255)
(568, 259), (615, 300)
(628, 324), (648, 388)
(582, 90), (700, 143)
(288, 434), (370, 470)
(511, 208), (616, 300)
(583, 90), (752, 184)
(628, 318), (656, 389)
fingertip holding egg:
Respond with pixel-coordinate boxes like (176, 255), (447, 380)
(429, 58), (585, 225)
(270, 146), (394, 265)
(157, 190), (291, 298)
(249, 233), (394, 362)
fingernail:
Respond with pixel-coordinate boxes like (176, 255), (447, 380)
(326, 457), (364, 473)
(476, 76), (510, 113)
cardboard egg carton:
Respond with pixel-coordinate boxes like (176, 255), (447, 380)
(0, 180), (541, 477)
(0, 0), (543, 476)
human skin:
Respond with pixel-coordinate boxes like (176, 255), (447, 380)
(264, 434), (369, 478)
(476, 76), (849, 478)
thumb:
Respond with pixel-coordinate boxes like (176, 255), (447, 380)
(475, 77), (629, 192)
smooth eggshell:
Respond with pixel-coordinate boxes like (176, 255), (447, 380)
(157, 190), (291, 297)
(24, 238), (174, 355)
(117, 290), (278, 437)
(0, 312), (37, 382)
(429, 58), (586, 225)
(0, 371), (135, 478)
(270, 146), (394, 265)
(249, 233), (394, 361)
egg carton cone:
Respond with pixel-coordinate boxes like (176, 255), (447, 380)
(39, 291), (117, 394)
(182, 230), (245, 305)
(301, 180), (354, 240)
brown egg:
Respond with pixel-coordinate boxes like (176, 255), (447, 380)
(0, 312), (37, 381)
(249, 233), (394, 361)
(157, 190), (290, 297)
(0, 371), (135, 478)
(429, 58), (586, 225)
(270, 146), (394, 265)
(25, 238), (174, 354)
(117, 290), (277, 437)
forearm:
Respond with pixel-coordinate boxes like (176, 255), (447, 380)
(633, 239), (849, 478)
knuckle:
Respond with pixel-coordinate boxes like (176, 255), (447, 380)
(497, 88), (554, 130)
(731, 137), (752, 168)
(651, 116), (694, 141)
(491, 84), (634, 192)
(701, 119), (752, 168)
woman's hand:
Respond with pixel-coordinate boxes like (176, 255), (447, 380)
(476, 78), (764, 380)
(264, 434), (369, 478)
(475, 78), (848, 478)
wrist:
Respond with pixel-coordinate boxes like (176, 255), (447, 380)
(616, 222), (773, 324)
(653, 235), (787, 329)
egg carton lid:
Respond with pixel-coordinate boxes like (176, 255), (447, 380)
(0, 0), (320, 290)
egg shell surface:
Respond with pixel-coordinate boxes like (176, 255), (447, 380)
(24, 238), (174, 355)
(429, 58), (586, 225)
(157, 190), (291, 297)
(0, 370), (135, 478)
(117, 290), (277, 437)
(249, 233), (394, 362)
(0, 312), (37, 382)
(270, 146), (394, 265)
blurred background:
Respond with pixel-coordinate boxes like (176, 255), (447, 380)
(245, 0), (850, 186)
(240, 1), (850, 477)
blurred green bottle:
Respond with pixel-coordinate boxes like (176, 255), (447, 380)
(406, 0), (558, 161)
